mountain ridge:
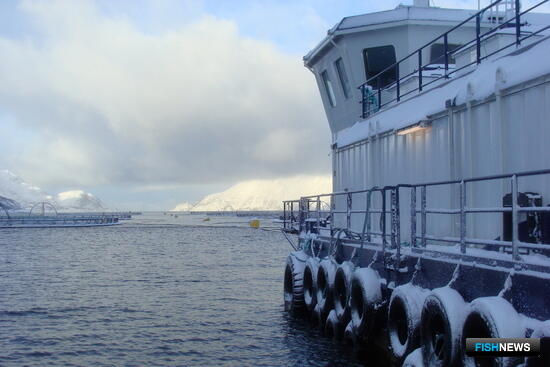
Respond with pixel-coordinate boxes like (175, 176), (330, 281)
(0, 170), (107, 212)
(171, 175), (331, 212)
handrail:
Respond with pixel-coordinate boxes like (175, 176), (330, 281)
(358, 0), (549, 118)
(359, 0), (505, 90)
(282, 168), (550, 267)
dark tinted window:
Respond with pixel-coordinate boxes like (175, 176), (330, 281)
(335, 58), (351, 99)
(430, 43), (461, 64)
(363, 45), (397, 89)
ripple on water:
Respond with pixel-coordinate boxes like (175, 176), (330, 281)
(0, 213), (367, 367)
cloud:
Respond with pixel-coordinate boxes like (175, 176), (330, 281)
(0, 0), (330, 188)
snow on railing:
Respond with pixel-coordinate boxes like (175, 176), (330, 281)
(359, 0), (550, 119)
(283, 169), (550, 270)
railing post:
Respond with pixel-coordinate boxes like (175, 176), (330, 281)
(396, 78), (401, 102)
(418, 49), (423, 92)
(476, 14), (481, 64)
(444, 33), (449, 77)
(290, 201), (294, 230)
(283, 201), (287, 230)
(421, 185), (427, 247)
(366, 191), (372, 242)
(515, 0), (521, 46)
(330, 195), (334, 237)
(382, 189), (387, 253)
(316, 195), (321, 233)
(511, 175), (520, 260)
(377, 76), (382, 110)
(361, 85), (366, 119)
(300, 199), (306, 232)
(391, 187), (401, 264)
(460, 181), (466, 254)
(306, 199), (311, 231)
(411, 186), (417, 247)
(346, 192), (352, 230)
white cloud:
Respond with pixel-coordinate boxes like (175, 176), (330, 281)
(0, 0), (330, 188)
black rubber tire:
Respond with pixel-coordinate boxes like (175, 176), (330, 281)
(311, 304), (326, 329)
(303, 257), (320, 313)
(462, 297), (524, 367)
(284, 251), (307, 315)
(333, 261), (354, 325)
(324, 309), (344, 340)
(387, 284), (429, 362)
(420, 287), (467, 367)
(316, 259), (337, 319)
(349, 267), (382, 338)
(343, 320), (359, 347)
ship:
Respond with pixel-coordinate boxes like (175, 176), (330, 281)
(281, 0), (550, 366)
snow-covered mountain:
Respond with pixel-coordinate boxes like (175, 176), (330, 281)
(0, 195), (21, 210)
(172, 175), (332, 212)
(56, 190), (106, 211)
(0, 170), (107, 211)
(0, 170), (54, 208)
(171, 202), (195, 212)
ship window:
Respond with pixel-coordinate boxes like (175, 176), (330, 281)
(321, 70), (336, 107)
(430, 43), (461, 64)
(363, 45), (397, 89)
(335, 58), (351, 99)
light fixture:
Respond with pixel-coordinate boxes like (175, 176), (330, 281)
(397, 120), (430, 136)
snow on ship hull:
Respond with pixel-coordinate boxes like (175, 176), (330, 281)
(282, 0), (550, 365)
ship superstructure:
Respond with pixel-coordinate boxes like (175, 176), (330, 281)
(282, 1), (550, 366)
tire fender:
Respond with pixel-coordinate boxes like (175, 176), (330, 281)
(324, 309), (343, 339)
(420, 287), (467, 367)
(316, 259), (337, 318)
(283, 251), (307, 315)
(349, 267), (383, 337)
(303, 257), (320, 312)
(388, 284), (429, 361)
(462, 297), (525, 367)
(333, 261), (355, 324)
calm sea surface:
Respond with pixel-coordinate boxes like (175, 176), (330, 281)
(0, 213), (365, 367)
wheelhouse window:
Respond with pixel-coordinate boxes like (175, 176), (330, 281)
(335, 58), (351, 99)
(321, 70), (336, 107)
(363, 45), (397, 89)
(430, 43), (461, 64)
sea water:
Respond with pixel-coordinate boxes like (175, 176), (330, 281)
(0, 213), (364, 366)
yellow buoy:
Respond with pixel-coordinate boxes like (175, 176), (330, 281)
(249, 219), (260, 228)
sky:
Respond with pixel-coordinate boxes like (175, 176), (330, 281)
(0, 0), (548, 210)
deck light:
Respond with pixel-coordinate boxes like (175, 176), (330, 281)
(396, 121), (430, 136)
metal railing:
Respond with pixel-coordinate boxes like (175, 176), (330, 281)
(359, 0), (550, 118)
(283, 169), (550, 268)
